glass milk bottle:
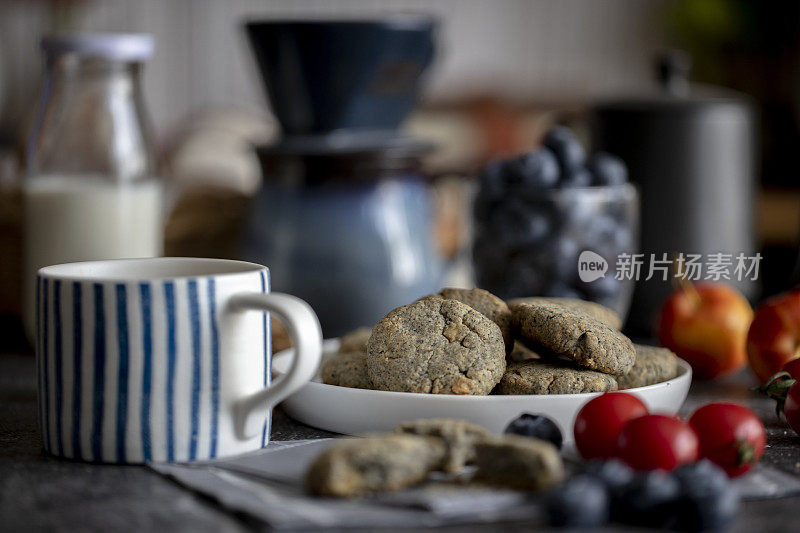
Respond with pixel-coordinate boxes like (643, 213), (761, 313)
(23, 34), (163, 340)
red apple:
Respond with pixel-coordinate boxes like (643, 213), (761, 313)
(747, 290), (800, 383)
(658, 282), (753, 380)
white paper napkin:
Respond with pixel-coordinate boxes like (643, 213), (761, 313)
(151, 439), (800, 530)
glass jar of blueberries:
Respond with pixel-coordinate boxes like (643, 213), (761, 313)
(472, 126), (639, 319)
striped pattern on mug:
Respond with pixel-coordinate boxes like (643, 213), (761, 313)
(35, 270), (271, 463)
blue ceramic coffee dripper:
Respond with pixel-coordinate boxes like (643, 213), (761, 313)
(245, 16), (436, 136)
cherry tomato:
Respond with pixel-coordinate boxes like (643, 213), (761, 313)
(688, 403), (766, 477)
(574, 392), (648, 460)
(782, 358), (800, 381)
(615, 414), (700, 471)
(785, 381), (800, 437)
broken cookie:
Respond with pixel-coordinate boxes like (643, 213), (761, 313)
(306, 434), (445, 497)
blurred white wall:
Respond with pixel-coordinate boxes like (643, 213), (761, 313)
(0, 0), (672, 139)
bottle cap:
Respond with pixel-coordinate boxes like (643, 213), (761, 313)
(41, 33), (155, 61)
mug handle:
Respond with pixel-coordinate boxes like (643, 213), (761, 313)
(227, 292), (322, 440)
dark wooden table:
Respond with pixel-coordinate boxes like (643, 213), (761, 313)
(2, 346), (800, 532)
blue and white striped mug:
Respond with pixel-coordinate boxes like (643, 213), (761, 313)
(35, 258), (322, 463)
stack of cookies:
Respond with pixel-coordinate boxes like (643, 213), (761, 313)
(321, 288), (679, 395)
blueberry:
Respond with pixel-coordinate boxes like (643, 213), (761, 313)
(545, 475), (610, 528)
(581, 215), (632, 257)
(605, 201), (631, 225)
(487, 205), (521, 237)
(581, 459), (635, 493)
(543, 237), (579, 281)
(556, 195), (595, 232)
(506, 149), (560, 189)
(473, 196), (503, 223)
(543, 126), (586, 171)
(479, 159), (508, 197)
(673, 460), (729, 493)
(491, 200), (553, 247)
(504, 413), (563, 449)
(559, 167), (593, 188)
(589, 152), (628, 186)
(524, 212), (551, 245)
(673, 461), (738, 532)
(515, 246), (553, 270)
(676, 487), (738, 532)
(615, 470), (681, 528)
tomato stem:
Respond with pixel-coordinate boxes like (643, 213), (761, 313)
(735, 439), (756, 467)
(755, 371), (797, 417)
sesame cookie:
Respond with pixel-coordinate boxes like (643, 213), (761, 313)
(508, 341), (541, 362)
(507, 297), (622, 330)
(367, 298), (506, 395)
(472, 434), (565, 491)
(433, 288), (514, 354)
(338, 327), (372, 353)
(321, 351), (373, 390)
(512, 302), (635, 376)
(616, 344), (679, 389)
(306, 435), (445, 497)
(496, 359), (618, 395)
(394, 418), (490, 473)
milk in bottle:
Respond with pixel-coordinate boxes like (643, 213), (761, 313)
(23, 34), (162, 340)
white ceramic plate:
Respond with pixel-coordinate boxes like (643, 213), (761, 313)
(273, 339), (692, 443)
